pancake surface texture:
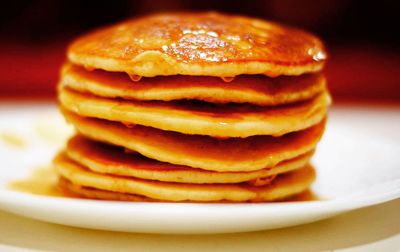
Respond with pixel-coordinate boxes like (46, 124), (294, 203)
(59, 87), (330, 137)
(55, 153), (316, 202)
(65, 135), (313, 184)
(63, 110), (325, 172)
(54, 12), (330, 203)
(68, 12), (326, 77)
(60, 64), (327, 105)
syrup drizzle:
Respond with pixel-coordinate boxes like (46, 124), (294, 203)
(128, 74), (142, 82)
(84, 65), (95, 71)
(70, 13), (327, 68)
(121, 122), (136, 128)
(221, 76), (235, 83)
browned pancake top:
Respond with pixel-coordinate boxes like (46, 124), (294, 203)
(68, 12), (326, 76)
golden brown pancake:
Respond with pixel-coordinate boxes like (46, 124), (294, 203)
(54, 153), (316, 202)
(60, 63), (327, 106)
(59, 87), (330, 137)
(58, 177), (154, 202)
(65, 135), (314, 184)
(68, 12), (326, 77)
(62, 110), (325, 172)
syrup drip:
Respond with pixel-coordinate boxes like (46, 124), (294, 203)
(221, 76), (235, 83)
(128, 74), (142, 82)
(263, 71), (280, 78)
(124, 148), (136, 154)
(122, 122), (136, 128)
(84, 65), (95, 71)
(247, 174), (277, 187)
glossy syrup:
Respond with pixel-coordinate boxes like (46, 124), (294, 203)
(8, 166), (75, 198)
(70, 12), (326, 68)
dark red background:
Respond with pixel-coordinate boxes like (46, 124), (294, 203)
(1, 0), (399, 102)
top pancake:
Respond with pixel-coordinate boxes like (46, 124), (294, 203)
(68, 12), (326, 77)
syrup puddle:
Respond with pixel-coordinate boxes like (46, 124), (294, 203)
(0, 132), (27, 149)
(281, 190), (320, 202)
(8, 165), (75, 198)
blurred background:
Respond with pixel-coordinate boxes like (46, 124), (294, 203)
(0, 0), (399, 102)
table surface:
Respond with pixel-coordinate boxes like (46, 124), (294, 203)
(0, 102), (399, 252)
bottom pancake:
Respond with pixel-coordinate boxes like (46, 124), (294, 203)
(58, 177), (154, 202)
(54, 153), (315, 202)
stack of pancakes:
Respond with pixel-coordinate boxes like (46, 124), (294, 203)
(54, 12), (330, 202)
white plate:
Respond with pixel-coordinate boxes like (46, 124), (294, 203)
(0, 103), (399, 234)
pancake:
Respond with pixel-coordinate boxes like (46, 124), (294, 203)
(59, 87), (330, 137)
(54, 153), (316, 202)
(58, 177), (154, 202)
(68, 12), (326, 77)
(60, 63), (327, 106)
(65, 135), (314, 184)
(62, 110), (325, 172)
